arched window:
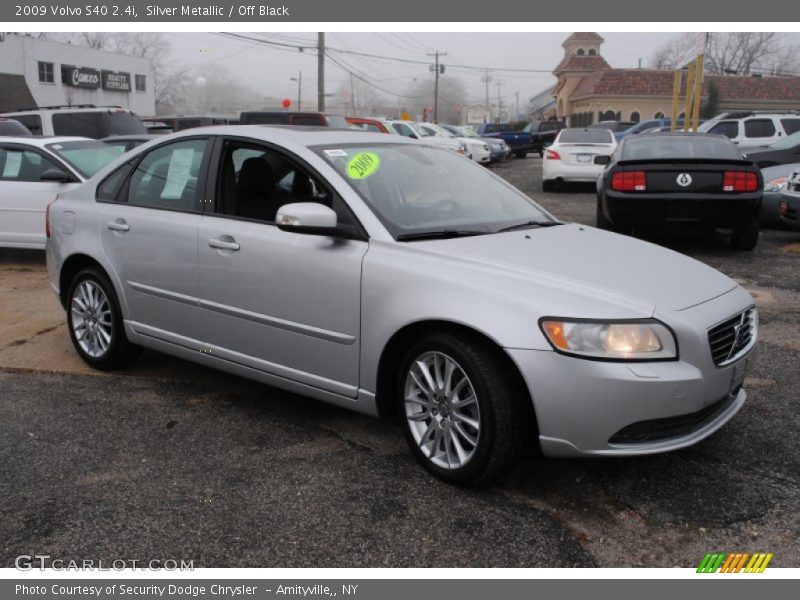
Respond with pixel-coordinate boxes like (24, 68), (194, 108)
(654, 111), (665, 119)
(630, 111), (640, 123)
(601, 110), (615, 121)
(576, 48), (585, 56)
(588, 48), (597, 56)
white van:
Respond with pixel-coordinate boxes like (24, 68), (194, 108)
(1, 105), (147, 139)
(699, 110), (800, 149)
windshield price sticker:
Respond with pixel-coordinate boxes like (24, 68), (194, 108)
(346, 152), (381, 179)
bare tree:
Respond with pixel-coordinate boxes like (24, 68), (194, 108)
(404, 75), (470, 123)
(650, 32), (800, 75)
(335, 76), (384, 116)
(82, 33), (109, 49)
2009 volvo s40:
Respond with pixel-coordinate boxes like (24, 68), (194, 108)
(46, 126), (757, 484)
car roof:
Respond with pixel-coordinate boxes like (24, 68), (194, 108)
(151, 125), (418, 147)
(0, 135), (94, 147)
(2, 107), (133, 115)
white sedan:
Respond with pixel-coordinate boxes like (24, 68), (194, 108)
(542, 128), (617, 191)
(415, 122), (492, 164)
(0, 136), (123, 249)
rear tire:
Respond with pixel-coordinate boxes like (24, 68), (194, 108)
(397, 331), (533, 486)
(596, 196), (615, 230)
(66, 268), (142, 370)
(731, 221), (759, 251)
(542, 179), (555, 192)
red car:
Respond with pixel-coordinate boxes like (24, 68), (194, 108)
(346, 117), (390, 133)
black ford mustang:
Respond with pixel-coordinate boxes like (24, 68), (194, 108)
(596, 132), (762, 250)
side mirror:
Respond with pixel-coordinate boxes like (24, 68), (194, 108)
(594, 155), (611, 166)
(276, 202), (338, 236)
(40, 168), (72, 183)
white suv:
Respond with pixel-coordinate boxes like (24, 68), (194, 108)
(699, 110), (800, 149)
(1, 105), (147, 139)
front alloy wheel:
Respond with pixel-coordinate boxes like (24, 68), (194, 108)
(404, 351), (481, 470)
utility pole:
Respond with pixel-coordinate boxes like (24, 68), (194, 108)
(317, 32), (325, 112)
(495, 80), (504, 119)
(427, 50), (447, 123)
(349, 71), (356, 117)
(291, 71), (302, 109)
(481, 69), (492, 106)
(515, 91), (519, 119)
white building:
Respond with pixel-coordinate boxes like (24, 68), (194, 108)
(0, 34), (155, 115)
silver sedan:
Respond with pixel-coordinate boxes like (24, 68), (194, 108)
(46, 126), (757, 484)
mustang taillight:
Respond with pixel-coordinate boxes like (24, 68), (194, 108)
(611, 171), (646, 192)
(723, 171), (758, 192)
(545, 148), (561, 160)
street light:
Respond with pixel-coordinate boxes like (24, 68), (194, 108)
(290, 71), (302, 110)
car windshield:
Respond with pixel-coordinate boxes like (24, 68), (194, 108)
(558, 130), (614, 144)
(315, 143), (554, 238)
(45, 140), (124, 178)
(622, 135), (741, 161)
(766, 130), (800, 150)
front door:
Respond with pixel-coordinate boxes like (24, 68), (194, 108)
(197, 139), (367, 397)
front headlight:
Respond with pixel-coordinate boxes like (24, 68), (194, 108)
(764, 177), (787, 192)
(540, 319), (677, 360)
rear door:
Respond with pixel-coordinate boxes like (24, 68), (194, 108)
(97, 136), (212, 344)
(0, 143), (78, 248)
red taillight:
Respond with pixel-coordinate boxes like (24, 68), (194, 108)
(545, 148), (561, 160)
(45, 194), (59, 239)
(611, 171), (647, 192)
(723, 171), (758, 192)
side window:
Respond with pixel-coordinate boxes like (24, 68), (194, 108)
(127, 139), (208, 211)
(52, 112), (102, 138)
(708, 121), (739, 139)
(0, 148), (59, 182)
(393, 123), (416, 138)
(14, 114), (43, 135)
(291, 115), (324, 126)
(780, 118), (800, 135)
(540, 122), (557, 132)
(96, 161), (135, 202)
(216, 141), (356, 231)
(744, 119), (776, 138)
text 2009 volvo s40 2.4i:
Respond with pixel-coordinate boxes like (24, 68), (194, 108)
(46, 126), (757, 484)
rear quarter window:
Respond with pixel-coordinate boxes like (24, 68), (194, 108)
(781, 118), (800, 135)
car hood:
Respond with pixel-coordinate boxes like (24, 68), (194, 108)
(418, 223), (737, 312)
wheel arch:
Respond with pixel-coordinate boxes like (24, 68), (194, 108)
(374, 319), (537, 428)
(58, 253), (111, 309)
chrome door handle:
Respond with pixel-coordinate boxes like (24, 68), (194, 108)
(106, 219), (130, 232)
(208, 237), (240, 251)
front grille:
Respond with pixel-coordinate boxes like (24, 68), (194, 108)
(708, 307), (756, 366)
(609, 393), (735, 444)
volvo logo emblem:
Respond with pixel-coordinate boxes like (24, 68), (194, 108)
(727, 313), (748, 361)
(676, 173), (693, 187)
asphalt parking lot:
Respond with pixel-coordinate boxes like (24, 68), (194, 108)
(1, 155), (798, 568)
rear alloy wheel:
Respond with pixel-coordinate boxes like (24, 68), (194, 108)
(731, 222), (759, 251)
(67, 268), (141, 370)
(398, 332), (532, 485)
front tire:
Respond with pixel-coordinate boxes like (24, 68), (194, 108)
(514, 150), (527, 159)
(397, 331), (532, 486)
(66, 268), (141, 370)
(731, 222), (759, 251)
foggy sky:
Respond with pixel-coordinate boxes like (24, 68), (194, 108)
(166, 32), (681, 106)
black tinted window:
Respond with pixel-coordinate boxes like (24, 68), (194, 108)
(127, 139), (208, 211)
(622, 136), (741, 160)
(52, 112), (101, 138)
(101, 111), (147, 135)
(292, 115), (324, 126)
(0, 119), (32, 136)
(744, 119), (776, 138)
(241, 113), (288, 125)
(780, 119), (800, 135)
(540, 122), (559, 132)
(12, 115), (43, 135)
(708, 121), (739, 139)
(559, 130), (613, 143)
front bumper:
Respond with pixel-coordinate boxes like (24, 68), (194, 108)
(507, 287), (756, 457)
(603, 192), (761, 231)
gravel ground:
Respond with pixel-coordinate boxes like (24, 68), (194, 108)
(0, 155), (798, 568)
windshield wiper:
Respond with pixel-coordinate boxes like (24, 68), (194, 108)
(496, 220), (562, 233)
(395, 229), (488, 241)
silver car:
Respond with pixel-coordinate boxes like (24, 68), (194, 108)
(46, 126), (757, 485)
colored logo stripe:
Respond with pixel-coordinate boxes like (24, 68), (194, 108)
(697, 552), (773, 573)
